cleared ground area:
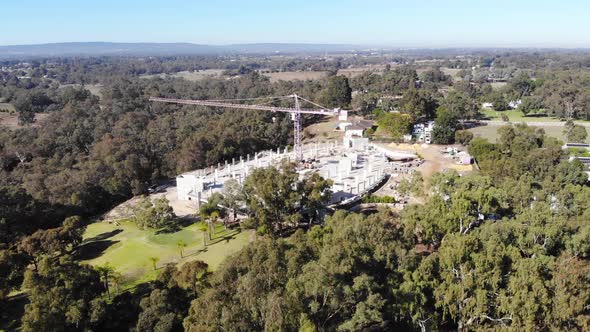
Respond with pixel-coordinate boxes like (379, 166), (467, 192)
(384, 143), (474, 178)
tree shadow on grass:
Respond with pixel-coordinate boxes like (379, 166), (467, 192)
(207, 230), (241, 246)
(155, 217), (196, 235)
(74, 240), (119, 260)
(1, 293), (28, 331)
(83, 229), (123, 243)
(182, 247), (208, 258)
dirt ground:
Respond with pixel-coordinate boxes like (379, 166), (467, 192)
(303, 117), (344, 143)
(385, 142), (474, 178)
(102, 186), (198, 221)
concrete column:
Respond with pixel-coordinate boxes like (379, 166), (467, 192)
(232, 157), (235, 165)
(247, 154), (250, 162)
(214, 169), (219, 183)
(277, 147), (280, 155)
(241, 159), (245, 170)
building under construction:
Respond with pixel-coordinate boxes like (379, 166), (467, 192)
(150, 94), (418, 210)
(176, 139), (418, 208)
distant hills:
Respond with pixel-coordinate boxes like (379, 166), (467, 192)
(0, 42), (362, 58)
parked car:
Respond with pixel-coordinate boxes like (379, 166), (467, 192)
(148, 184), (167, 194)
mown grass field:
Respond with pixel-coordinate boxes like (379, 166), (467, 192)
(473, 109), (589, 142)
(480, 108), (565, 122)
(469, 126), (564, 142)
(80, 220), (252, 289)
(469, 123), (570, 142)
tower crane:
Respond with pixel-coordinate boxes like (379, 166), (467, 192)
(149, 94), (346, 161)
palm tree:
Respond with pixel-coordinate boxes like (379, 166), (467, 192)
(111, 271), (123, 295)
(96, 264), (115, 299)
(210, 211), (220, 239)
(198, 223), (208, 247)
(177, 240), (187, 258)
(149, 256), (159, 271)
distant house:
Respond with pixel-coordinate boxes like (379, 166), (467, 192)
(508, 100), (522, 109)
(344, 119), (375, 138)
(482, 102), (493, 109)
(412, 121), (435, 144)
(345, 125), (366, 138)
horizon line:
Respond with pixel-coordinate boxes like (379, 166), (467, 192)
(1, 41), (590, 50)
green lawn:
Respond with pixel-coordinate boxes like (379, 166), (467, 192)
(469, 124), (571, 143)
(481, 108), (563, 122)
(81, 220), (252, 289)
(481, 108), (590, 123)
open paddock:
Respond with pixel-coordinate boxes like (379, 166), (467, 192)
(264, 71), (328, 82)
(140, 69), (224, 81)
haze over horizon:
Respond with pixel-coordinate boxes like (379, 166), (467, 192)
(1, 0), (589, 48)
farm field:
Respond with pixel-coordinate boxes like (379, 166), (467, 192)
(264, 71), (328, 82)
(440, 67), (462, 81)
(80, 220), (253, 289)
(140, 69), (224, 81)
(337, 64), (387, 77)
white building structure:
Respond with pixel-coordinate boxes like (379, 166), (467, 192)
(174, 140), (416, 208)
(413, 121), (435, 144)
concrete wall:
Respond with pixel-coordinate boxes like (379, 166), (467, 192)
(176, 174), (203, 200)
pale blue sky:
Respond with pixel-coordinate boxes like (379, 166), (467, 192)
(1, 0), (588, 47)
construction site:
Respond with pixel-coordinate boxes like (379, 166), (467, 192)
(131, 93), (479, 218)
(175, 139), (417, 208)
(143, 94), (426, 216)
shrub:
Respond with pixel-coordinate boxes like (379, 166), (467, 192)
(455, 130), (474, 145)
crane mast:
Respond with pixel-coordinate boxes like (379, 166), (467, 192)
(149, 94), (340, 161)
